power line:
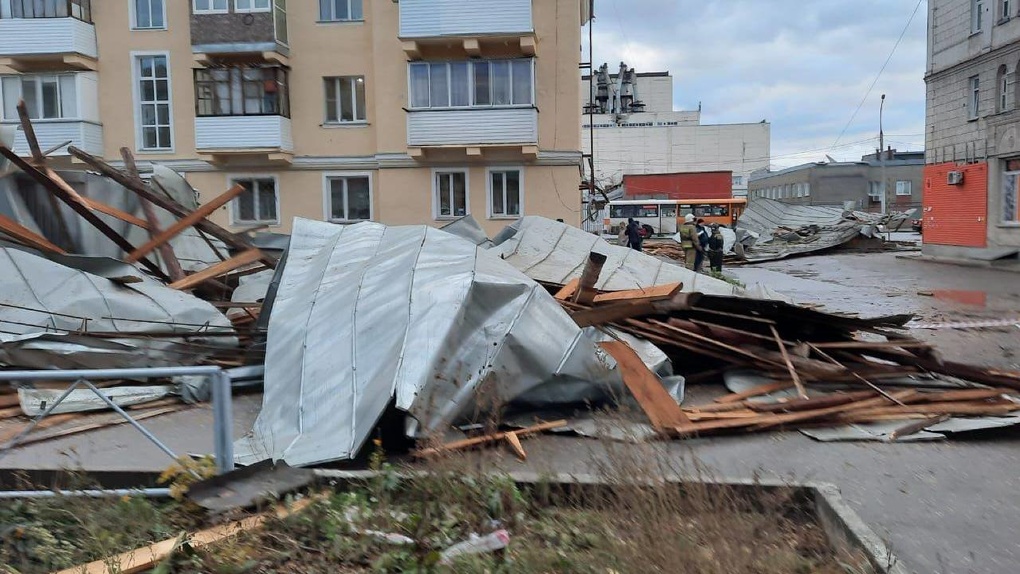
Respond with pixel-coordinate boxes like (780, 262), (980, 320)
(829, 0), (925, 151)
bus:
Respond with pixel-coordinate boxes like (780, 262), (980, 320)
(605, 198), (747, 235)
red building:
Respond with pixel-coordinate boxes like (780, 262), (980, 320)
(622, 171), (733, 200)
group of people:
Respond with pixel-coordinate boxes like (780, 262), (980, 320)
(673, 214), (725, 273)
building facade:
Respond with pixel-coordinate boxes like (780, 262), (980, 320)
(0, 0), (588, 236)
(622, 170), (733, 200)
(748, 150), (924, 210)
(581, 66), (770, 197)
(925, 0), (1020, 259)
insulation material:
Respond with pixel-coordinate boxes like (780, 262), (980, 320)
(489, 216), (780, 298)
(0, 247), (237, 369)
(234, 218), (670, 467)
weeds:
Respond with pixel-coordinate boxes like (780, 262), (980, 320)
(707, 269), (745, 287)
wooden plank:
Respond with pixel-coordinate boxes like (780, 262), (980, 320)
(416, 420), (567, 457)
(748, 390), (920, 432)
(17, 100), (44, 161)
(127, 183), (245, 263)
(10, 405), (187, 448)
(592, 282), (683, 304)
(572, 252), (607, 305)
(811, 340), (932, 350)
(0, 212), (66, 254)
(570, 300), (658, 328)
(647, 319), (790, 370)
(120, 148), (185, 282)
(554, 278), (580, 301)
(770, 325), (807, 399)
(747, 391), (877, 413)
(599, 340), (693, 431)
(66, 146), (277, 269)
(82, 197), (151, 230)
(887, 415), (951, 441)
(848, 402), (1018, 418)
(715, 381), (795, 404)
(504, 431), (527, 461)
(53, 499), (313, 574)
(169, 248), (263, 290)
(807, 343), (906, 406)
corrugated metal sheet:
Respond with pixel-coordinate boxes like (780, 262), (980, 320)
(407, 108), (537, 146)
(922, 162), (988, 248)
(194, 116), (293, 151)
(0, 18), (97, 58)
(399, 0), (533, 37)
(11, 121), (103, 157)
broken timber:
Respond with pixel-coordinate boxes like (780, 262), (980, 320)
(599, 340), (693, 433)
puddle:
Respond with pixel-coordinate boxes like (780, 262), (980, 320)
(931, 290), (988, 308)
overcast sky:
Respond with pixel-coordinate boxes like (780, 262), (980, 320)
(583, 0), (928, 169)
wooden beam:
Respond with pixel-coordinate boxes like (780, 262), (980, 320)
(121, 148), (185, 281)
(599, 340), (693, 431)
(0, 213), (66, 254)
(572, 252), (607, 305)
(504, 431), (527, 461)
(0, 147), (170, 281)
(554, 278), (580, 301)
(770, 325), (807, 399)
(127, 184), (244, 263)
(16, 99), (43, 162)
(169, 248), (263, 290)
(416, 420), (567, 457)
(592, 282), (683, 304)
(715, 381), (794, 404)
(66, 146), (276, 269)
(807, 343), (906, 406)
(81, 197), (151, 230)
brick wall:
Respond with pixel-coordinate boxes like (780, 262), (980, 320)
(623, 171), (733, 200)
(922, 161), (988, 247)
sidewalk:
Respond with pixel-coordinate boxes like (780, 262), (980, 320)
(896, 252), (1020, 274)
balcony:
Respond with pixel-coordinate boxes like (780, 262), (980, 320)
(407, 108), (537, 154)
(399, 0), (535, 58)
(0, 0), (97, 70)
(8, 119), (102, 156)
(191, 2), (289, 65)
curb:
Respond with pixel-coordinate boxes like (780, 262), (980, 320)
(897, 253), (1020, 274)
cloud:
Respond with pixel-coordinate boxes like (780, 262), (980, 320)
(584, 0), (928, 168)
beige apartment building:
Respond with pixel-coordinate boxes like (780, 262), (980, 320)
(0, 0), (589, 236)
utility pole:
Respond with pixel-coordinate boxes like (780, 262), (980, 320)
(879, 94), (887, 216)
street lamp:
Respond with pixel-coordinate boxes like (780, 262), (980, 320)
(879, 94), (887, 216)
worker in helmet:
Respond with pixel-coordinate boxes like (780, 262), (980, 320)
(677, 214), (700, 269)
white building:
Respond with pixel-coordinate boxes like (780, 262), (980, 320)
(581, 67), (771, 197)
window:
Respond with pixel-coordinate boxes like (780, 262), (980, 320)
(135, 54), (172, 150)
(895, 181), (913, 196)
(195, 66), (289, 117)
(434, 170), (468, 218)
(324, 76), (366, 123)
(868, 181), (883, 201)
(193, 0), (228, 13)
(1, 74), (77, 120)
(804, 183), (811, 197)
(998, 65), (1009, 112)
(1000, 0), (1011, 20)
(319, 0), (362, 21)
(969, 75), (981, 119)
(4, 0), (91, 21)
(231, 176), (279, 225)
(1004, 163), (1020, 223)
(408, 59), (534, 109)
(973, 0), (985, 32)
(235, 0), (270, 12)
(325, 174), (371, 222)
(732, 175), (744, 186)
(132, 0), (165, 29)
(488, 169), (522, 218)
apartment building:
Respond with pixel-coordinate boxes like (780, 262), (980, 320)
(0, 0), (589, 236)
(925, 0), (1020, 260)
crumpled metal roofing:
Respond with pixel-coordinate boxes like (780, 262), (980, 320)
(0, 246), (236, 369)
(489, 216), (781, 299)
(234, 218), (669, 467)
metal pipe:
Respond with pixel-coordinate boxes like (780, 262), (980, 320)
(0, 488), (171, 499)
(212, 371), (234, 474)
(78, 380), (182, 464)
(0, 378), (85, 463)
(0, 366), (223, 381)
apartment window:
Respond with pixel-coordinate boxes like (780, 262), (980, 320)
(969, 75), (981, 119)
(998, 65), (1009, 112)
(195, 66), (290, 117)
(732, 175), (744, 186)
(868, 181), (883, 201)
(895, 181), (912, 196)
(434, 170), (468, 218)
(193, 0), (228, 13)
(1000, 0), (1011, 20)
(132, 0), (165, 29)
(324, 76), (366, 123)
(3, 0), (91, 21)
(1, 74), (77, 120)
(326, 175), (371, 222)
(973, 0), (985, 32)
(231, 176), (279, 225)
(135, 54), (172, 150)
(804, 183), (811, 197)
(489, 169), (522, 218)
(319, 0), (362, 21)
(409, 59), (534, 109)
(235, 0), (270, 12)
(1004, 163), (1020, 223)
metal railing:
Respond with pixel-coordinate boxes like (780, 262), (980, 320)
(1, 0), (92, 23)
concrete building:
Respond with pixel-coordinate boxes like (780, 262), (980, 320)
(0, 0), (589, 236)
(925, 0), (1020, 259)
(748, 150), (924, 210)
(581, 65), (770, 197)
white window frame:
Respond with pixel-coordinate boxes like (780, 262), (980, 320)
(1001, 0), (1011, 20)
(969, 75), (981, 120)
(973, 0), (986, 32)
(1003, 168), (1020, 224)
(318, 0), (363, 22)
(432, 167), (470, 220)
(0, 73), (80, 121)
(323, 171), (373, 223)
(408, 59), (535, 110)
(234, 0), (271, 13)
(895, 181), (913, 196)
(228, 174), (281, 226)
(129, 0), (167, 30)
(323, 76), (367, 124)
(193, 0), (229, 14)
(130, 51), (174, 153)
(486, 167), (524, 219)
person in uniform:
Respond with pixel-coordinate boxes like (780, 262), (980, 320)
(677, 214), (700, 269)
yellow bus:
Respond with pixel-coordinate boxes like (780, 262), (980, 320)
(605, 198), (747, 235)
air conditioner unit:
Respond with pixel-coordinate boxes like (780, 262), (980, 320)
(947, 171), (964, 185)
